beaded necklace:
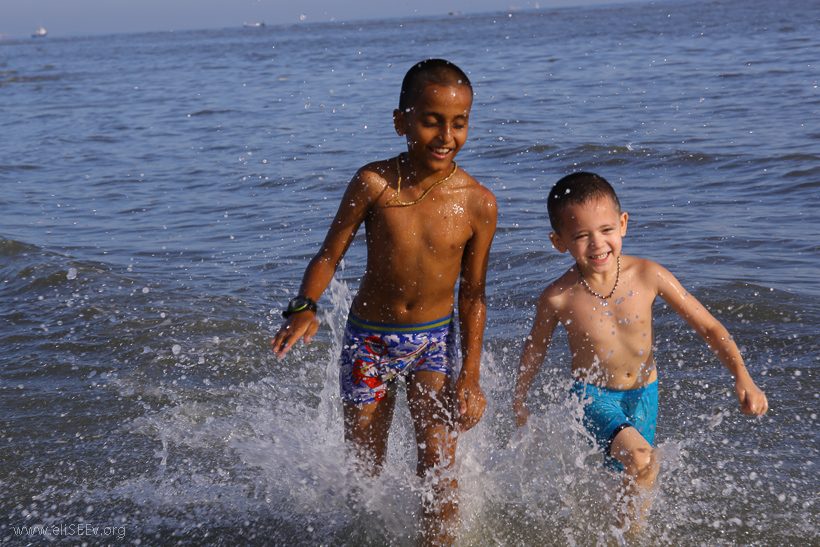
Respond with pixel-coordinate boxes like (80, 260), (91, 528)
(577, 256), (621, 300)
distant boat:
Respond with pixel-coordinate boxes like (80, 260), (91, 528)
(242, 22), (265, 28)
(31, 26), (47, 38)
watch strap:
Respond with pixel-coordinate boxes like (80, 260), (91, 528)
(282, 296), (317, 318)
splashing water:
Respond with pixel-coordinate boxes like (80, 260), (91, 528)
(1, 236), (814, 547)
(63, 276), (796, 547)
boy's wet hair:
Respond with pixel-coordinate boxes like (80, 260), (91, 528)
(399, 59), (472, 112)
(548, 172), (621, 234)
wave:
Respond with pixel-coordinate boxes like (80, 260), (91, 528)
(0, 163), (41, 171)
(188, 109), (237, 117)
(0, 74), (62, 86)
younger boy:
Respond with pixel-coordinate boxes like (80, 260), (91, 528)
(513, 172), (767, 530)
(271, 59), (497, 546)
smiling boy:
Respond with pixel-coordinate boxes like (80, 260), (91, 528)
(513, 172), (767, 530)
(271, 59), (497, 545)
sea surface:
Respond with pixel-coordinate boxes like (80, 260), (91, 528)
(1, 0), (819, 544)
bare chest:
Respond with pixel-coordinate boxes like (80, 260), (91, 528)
(559, 288), (656, 346)
(366, 196), (473, 259)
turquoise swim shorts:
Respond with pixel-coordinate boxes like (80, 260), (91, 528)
(571, 379), (658, 468)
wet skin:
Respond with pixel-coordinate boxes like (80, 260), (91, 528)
(271, 81), (497, 546)
(514, 195), (767, 530)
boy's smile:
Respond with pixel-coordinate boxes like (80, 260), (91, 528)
(394, 83), (472, 176)
(549, 196), (628, 279)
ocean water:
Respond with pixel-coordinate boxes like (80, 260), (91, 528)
(1, 0), (819, 544)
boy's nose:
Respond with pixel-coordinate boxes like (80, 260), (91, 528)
(438, 126), (452, 142)
(590, 233), (603, 247)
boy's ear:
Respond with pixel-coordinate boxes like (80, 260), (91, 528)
(549, 231), (568, 253)
(393, 108), (406, 136)
(620, 211), (628, 236)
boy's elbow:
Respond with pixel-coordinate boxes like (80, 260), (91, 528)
(458, 283), (486, 304)
(705, 323), (733, 344)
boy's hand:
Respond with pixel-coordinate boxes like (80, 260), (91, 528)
(270, 312), (319, 359)
(735, 376), (769, 416)
(454, 372), (486, 432)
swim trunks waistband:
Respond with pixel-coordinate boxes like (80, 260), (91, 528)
(573, 379), (658, 399)
(347, 312), (453, 334)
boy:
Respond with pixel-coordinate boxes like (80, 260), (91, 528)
(271, 59), (497, 546)
(513, 172), (767, 530)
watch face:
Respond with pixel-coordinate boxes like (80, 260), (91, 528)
(289, 296), (308, 312)
(283, 296), (315, 318)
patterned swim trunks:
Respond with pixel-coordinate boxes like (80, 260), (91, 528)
(339, 312), (459, 404)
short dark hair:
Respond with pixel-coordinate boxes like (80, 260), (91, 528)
(547, 172), (621, 234)
(398, 59), (472, 112)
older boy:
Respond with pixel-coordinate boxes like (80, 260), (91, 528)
(271, 59), (497, 545)
(513, 172), (767, 530)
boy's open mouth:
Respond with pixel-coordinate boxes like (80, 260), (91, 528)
(431, 147), (452, 159)
(589, 252), (611, 262)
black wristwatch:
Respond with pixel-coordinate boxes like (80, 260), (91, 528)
(282, 295), (318, 318)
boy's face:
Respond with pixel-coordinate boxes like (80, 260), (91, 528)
(393, 83), (472, 173)
(549, 196), (628, 274)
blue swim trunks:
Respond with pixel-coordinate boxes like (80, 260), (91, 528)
(339, 313), (459, 404)
(571, 380), (658, 468)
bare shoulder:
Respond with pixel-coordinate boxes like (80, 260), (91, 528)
(345, 158), (396, 204)
(538, 269), (576, 310)
(623, 254), (665, 276)
(353, 158), (393, 187)
(621, 254), (681, 295)
(457, 168), (497, 221)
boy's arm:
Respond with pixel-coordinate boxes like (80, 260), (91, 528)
(270, 170), (374, 358)
(513, 289), (559, 428)
(454, 189), (497, 432)
(652, 262), (768, 415)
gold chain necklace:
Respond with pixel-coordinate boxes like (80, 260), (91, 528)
(386, 155), (458, 207)
(577, 256), (620, 300)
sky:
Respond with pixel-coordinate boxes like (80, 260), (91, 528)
(1, 0), (638, 38)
